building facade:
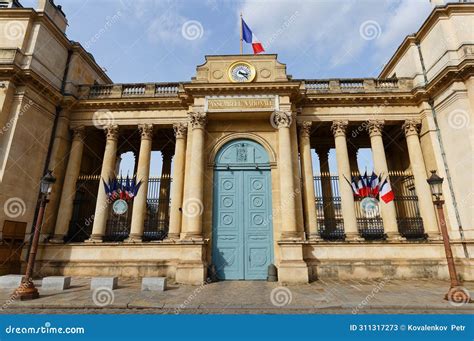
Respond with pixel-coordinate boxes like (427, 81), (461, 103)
(0, 1), (473, 284)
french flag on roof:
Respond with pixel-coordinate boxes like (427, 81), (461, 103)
(242, 18), (265, 54)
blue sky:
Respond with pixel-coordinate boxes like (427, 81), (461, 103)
(21, 0), (435, 175)
(23, 0), (433, 82)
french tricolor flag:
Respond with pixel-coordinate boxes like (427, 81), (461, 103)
(242, 18), (265, 54)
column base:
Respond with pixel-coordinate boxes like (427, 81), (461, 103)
(180, 232), (204, 241)
(281, 231), (304, 241)
(308, 233), (323, 241)
(124, 235), (142, 243)
(166, 233), (180, 241)
(345, 232), (364, 242)
(84, 235), (103, 243)
(48, 235), (65, 244)
(427, 233), (443, 241)
(385, 232), (406, 241)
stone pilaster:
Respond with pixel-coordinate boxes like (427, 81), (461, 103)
(127, 124), (153, 242)
(403, 119), (440, 239)
(50, 126), (85, 243)
(367, 120), (402, 240)
(331, 120), (360, 240)
(167, 123), (187, 239)
(87, 125), (119, 242)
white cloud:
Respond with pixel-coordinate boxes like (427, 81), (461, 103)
(239, 0), (432, 71)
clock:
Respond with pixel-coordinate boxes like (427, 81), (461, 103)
(228, 61), (256, 83)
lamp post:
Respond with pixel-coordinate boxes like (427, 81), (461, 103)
(13, 170), (56, 300)
(427, 170), (471, 304)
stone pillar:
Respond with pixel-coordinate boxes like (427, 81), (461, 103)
(126, 124), (153, 242)
(50, 126), (85, 243)
(87, 125), (119, 242)
(182, 112), (206, 240)
(167, 123), (187, 239)
(331, 121), (360, 240)
(298, 121), (319, 239)
(158, 148), (173, 230)
(403, 120), (441, 239)
(273, 111), (300, 239)
(367, 120), (401, 239)
(42, 111), (71, 240)
(317, 146), (336, 227)
(348, 144), (359, 174)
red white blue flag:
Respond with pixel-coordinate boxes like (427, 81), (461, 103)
(242, 18), (265, 54)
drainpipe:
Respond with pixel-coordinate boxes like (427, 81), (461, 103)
(25, 48), (73, 259)
(415, 41), (469, 258)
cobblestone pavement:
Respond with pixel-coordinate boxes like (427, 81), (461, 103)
(0, 278), (472, 314)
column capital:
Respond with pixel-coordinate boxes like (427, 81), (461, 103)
(173, 122), (188, 139)
(188, 112), (207, 129)
(138, 124), (153, 140)
(331, 120), (348, 137)
(402, 119), (421, 137)
(72, 126), (86, 141)
(104, 125), (119, 141)
(367, 120), (385, 137)
(272, 111), (293, 129)
(298, 121), (312, 137)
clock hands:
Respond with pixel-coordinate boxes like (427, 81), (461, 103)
(237, 69), (249, 79)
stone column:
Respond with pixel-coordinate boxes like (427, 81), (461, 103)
(167, 123), (187, 239)
(317, 146), (336, 227)
(348, 145), (359, 174)
(298, 121), (319, 239)
(403, 120), (441, 239)
(331, 121), (360, 240)
(158, 148), (173, 230)
(50, 126), (85, 243)
(126, 124), (153, 242)
(273, 111), (300, 239)
(367, 120), (401, 239)
(87, 125), (119, 242)
(182, 112), (206, 239)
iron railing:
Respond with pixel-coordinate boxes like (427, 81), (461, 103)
(66, 176), (170, 242)
(313, 172), (425, 241)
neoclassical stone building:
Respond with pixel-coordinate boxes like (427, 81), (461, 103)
(0, 1), (473, 284)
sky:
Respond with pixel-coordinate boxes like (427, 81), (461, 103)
(21, 0), (435, 175)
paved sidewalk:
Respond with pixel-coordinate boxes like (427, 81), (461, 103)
(0, 278), (473, 314)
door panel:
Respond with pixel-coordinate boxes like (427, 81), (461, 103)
(213, 171), (244, 280)
(212, 140), (273, 280)
(244, 171), (273, 279)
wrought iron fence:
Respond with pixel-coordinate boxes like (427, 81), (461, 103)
(314, 174), (345, 240)
(66, 176), (170, 242)
(313, 171), (425, 241)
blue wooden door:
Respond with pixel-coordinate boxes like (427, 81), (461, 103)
(212, 140), (273, 280)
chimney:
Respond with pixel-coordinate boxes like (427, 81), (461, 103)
(430, 0), (446, 5)
(37, 0), (67, 33)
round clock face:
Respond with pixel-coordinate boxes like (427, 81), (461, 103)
(228, 62), (256, 82)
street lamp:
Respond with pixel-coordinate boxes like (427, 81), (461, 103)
(427, 170), (471, 304)
(13, 170), (56, 300)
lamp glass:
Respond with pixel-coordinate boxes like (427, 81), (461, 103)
(427, 170), (443, 199)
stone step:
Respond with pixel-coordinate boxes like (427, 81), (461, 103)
(141, 277), (167, 291)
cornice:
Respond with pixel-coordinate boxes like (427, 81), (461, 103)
(72, 97), (186, 111)
(380, 3), (474, 78)
(182, 81), (301, 95)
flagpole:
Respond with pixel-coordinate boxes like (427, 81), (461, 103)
(240, 12), (243, 55)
